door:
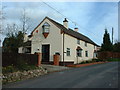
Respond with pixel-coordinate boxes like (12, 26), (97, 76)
(42, 44), (50, 62)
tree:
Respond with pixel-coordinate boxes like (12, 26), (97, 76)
(113, 42), (120, 52)
(2, 24), (24, 53)
(3, 34), (17, 53)
(0, 5), (6, 34)
(20, 9), (31, 33)
(101, 28), (112, 51)
(2, 9), (31, 52)
(0, 5), (6, 46)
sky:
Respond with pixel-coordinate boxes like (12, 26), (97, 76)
(1, 1), (118, 46)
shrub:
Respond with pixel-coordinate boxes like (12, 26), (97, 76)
(80, 61), (86, 64)
(15, 59), (28, 71)
(2, 65), (38, 74)
(92, 59), (97, 62)
(86, 60), (92, 63)
(96, 59), (100, 62)
(85, 61), (89, 63)
(92, 59), (103, 62)
(99, 59), (104, 62)
(2, 65), (18, 74)
(107, 58), (120, 61)
(21, 65), (38, 71)
(15, 56), (37, 71)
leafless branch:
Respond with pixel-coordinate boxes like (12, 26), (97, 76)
(20, 9), (32, 33)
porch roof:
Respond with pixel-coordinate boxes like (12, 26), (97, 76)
(23, 41), (31, 47)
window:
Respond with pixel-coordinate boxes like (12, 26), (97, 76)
(66, 48), (70, 56)
(42, 22), (50, 33)
(85, 42), (87, 47)
(94, 52), (97, 58)
(25, 47), (31, 53)
(77, 39), (80, 44)
(76, 49), (82, 57)
(85, 51), (88, 57)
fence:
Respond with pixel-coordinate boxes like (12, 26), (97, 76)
(98, 51), (120, 60)
(2, 53), (38, 67)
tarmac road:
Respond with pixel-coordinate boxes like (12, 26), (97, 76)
(3, 62), (119, 88)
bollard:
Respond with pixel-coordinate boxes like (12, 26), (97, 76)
(35, 52), (42, 67)
(53, 54), (60, 66)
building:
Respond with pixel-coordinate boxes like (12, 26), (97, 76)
(19, 17), (99, 65)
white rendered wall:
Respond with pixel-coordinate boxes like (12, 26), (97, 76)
(31, 18), (62, 62)
(64, 34), (96, 64)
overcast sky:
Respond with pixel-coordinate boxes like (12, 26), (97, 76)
(1, 1), (118, 46)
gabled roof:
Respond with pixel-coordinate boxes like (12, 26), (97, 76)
(46, 17), (99, 46)
(31, 16), (99, 46)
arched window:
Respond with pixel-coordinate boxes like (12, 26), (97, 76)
(42, 22), (50, 33)
(76, 46), (82, 57)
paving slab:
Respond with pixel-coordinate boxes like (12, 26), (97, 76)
(41, 64), (71, 73)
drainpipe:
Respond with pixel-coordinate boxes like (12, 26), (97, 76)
(63, 32), (65, 66)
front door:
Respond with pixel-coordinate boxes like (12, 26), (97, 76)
(42, 44), (50, 62)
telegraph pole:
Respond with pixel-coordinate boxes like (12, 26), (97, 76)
(112, 27), (114, 44)
(118, 1), (120, 43)
(111, 27), (114, 60)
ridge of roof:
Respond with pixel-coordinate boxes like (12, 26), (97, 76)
(46, 17), (99, 46)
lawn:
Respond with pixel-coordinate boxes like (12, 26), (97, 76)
(107, 58), (120, 62)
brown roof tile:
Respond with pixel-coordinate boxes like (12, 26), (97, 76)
(46, 17), (99, 46)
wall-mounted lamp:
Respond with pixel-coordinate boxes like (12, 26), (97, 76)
(37, 47), (40, 51)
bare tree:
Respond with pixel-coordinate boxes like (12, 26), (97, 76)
(2, 8), (32, 47)
(20, 9), (32, 33)
(3, 23), (24, 53)
(0, 5), (6, 34)
(6, 23), (19, 37)
(0, 5), (6, 46)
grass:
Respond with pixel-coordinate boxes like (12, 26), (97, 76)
(107, 58), (120, 62)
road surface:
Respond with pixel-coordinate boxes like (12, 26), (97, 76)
(3, 62), (119, 88)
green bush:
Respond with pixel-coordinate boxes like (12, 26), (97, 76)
(107, 58), (120, 62)
(96, 59), (100, 62)
(92, 59), (103, 62)
(80, 61), (86, 64)
(2, 56), (38, 73)
(16, 63), (37, 71)
(85, 61), (89, 63)
(79, 60), (92, 64)
(15, 57), (36, 71)
(19, 65), (38, 71)
(2, 65), (38, 74)
(2, 65), (18, 74)
(92, 59), (95, 62)
(86, 60), (92, 63)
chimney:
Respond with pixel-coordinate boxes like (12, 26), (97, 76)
(63, 18), (68, 29)
(74, 27), (78, 32)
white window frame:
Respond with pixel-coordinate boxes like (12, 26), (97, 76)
(42, 22), (50, 33)
(76, 49), (82, 57)
(85, 51), (88, 57)
(66, 48), (70, 56)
